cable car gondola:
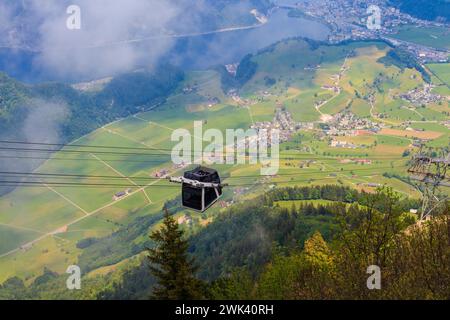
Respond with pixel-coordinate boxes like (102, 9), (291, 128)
(168, 166), (227, 212)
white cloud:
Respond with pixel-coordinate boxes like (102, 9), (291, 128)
(0, 99), (70, 192)
(25, 0), (180, 79)
(22, 99), (69, 144)
(0, 2), (19, 47)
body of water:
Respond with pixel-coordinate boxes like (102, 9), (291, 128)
(167, 9), (330, 69)
(0, 9), (330, 83)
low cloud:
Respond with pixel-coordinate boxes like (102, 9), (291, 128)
(30, 0), (179, 80)
(0, 3), (12, 33)
(22, 99), (69, 144)
(0, 99), (69, 195)
(0, 2), (19, 48)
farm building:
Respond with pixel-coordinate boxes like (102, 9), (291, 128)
(113, 189), (132, 201)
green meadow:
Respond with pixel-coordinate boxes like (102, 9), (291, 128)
(391, 25), (450, 50)
(0, 39), (448, 283)
(427, 63), (450, 86)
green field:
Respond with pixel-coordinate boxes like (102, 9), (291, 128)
(391, 25), (450, 50)
(275, 199), (341, 208)
(427, 63), (450, 86)
(0, 39), (448, 284)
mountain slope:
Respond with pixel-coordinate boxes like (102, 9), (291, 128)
(0, 38), (447, 292)
(0, 65), (184, 196)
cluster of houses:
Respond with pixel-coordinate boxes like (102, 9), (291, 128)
(291, 0), (449, 64)
(153, 162), (189, 179)
(391, 38), (449, 64)
(321, 85), (341, 94)
(340, 158), (372, 165)
(229, 89), (257, 108)
(225, 63), (238, 76)
(251, 108), (309, 143)
(399, 84), (443, 106)
(153, 169), (169, 178)
(416, 49), (448, 64)
(324, 111), (381, 136)
(182, 85), (198, 94)
(330, 139), (358, 148)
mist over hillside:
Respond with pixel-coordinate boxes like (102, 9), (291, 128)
(0, 65), (184, 195)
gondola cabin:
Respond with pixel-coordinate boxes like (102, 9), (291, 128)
(167, 166), (226, 212)
(182, 167), (223, 212)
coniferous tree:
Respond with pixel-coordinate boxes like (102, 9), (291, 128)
(147, 209), (204, 300)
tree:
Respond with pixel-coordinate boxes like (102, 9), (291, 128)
(147, 209), (204, 300)
(298, 231), (336, 299)
(303, 232), (333, 269)
(385, 213), (450, 299)
(208, 268), (254, 300)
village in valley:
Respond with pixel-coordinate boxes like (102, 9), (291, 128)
(285, 0), (449, 63)
(398, 84), (445, 106)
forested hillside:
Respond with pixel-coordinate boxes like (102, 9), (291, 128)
(0, 73), (29, 133)
(0, 65), (184, 143)
(0, 65), (184, 196)
(2, 185), (446, 300)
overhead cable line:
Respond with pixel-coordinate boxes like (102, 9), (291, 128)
(0, 140), (406, 159)
(0, 165), (400, 182)
(0, 146), (172, 157)
(0, 154), (168, 164)
(0, 139), (171, 152)
(0, 147), (404, 162)
(0, 177), (349, 188)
